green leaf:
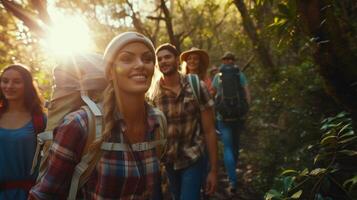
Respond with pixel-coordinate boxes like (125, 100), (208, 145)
(320, 135), (338, 146)
(343, 175), (357, 190)
(315, 193), (324, 200)
(338, 123), (353, 136)
(336, 111), (348, 118)
(300, 168), (309, 176)
(310, 168), (327, 176)
(314, 152), (333, 164)
(281, 169), (299, 176)
(338, 150), (357, 156)
(290, 190), (302, 199)
(339, 130), (355, 139)
(283, 176), (294, 192)
(265, 189), (282, 200)
(338, 136), (357, 146)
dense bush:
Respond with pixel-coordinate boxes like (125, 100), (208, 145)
(264, 112), (357, 199)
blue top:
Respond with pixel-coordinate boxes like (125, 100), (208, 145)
(0, 120), (39, 200)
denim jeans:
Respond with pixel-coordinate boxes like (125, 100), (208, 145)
(216, 120), (244, 188)
(165, 156), (206, 200)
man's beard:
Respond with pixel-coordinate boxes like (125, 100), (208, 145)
(161, 65), (178, 76)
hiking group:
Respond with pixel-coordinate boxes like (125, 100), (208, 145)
(0, 31), (251, 200)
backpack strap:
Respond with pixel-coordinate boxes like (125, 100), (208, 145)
(30, 130), (53, 175)
(30, 114), (47, 175)
(67, 105), (103, 200)
(187, 74), (201, 104)
(67, 106), (167, 200)
(32, 113), (46, 134)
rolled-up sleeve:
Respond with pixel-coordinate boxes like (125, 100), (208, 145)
(199, 80), (214, 111)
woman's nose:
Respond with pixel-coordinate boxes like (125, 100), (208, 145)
(134, 58), (144, 69)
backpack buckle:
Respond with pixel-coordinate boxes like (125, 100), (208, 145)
(132, 142), (150, 151)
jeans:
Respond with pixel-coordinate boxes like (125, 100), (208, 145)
(151, 173), (163, 200)
(165, 157), (206, 200)
(216, 120), (244, 188)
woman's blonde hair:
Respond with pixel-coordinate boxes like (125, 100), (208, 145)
(90, 81), (116, 150)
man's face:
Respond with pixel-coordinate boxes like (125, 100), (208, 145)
(157, 49), (179, 76)
(222, 58), (234, 65)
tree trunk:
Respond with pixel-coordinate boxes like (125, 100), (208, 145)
(233, 0), (276, 75)
(160, 0), (181, 52)
(297, 0), (357, 129)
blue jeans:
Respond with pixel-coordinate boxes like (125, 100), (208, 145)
(165, 157), (206, 200)
(216, 120), (243, 188)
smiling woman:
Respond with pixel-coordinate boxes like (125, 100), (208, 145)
(43, 14), (93, 55)
(0, 64), (46, 200)
(29, 32), (167, 200)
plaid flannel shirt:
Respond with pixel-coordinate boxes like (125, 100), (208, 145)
(29, 104), (161, 200)
(152, 74), (214, 170)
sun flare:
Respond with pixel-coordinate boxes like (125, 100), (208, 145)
(44, 14), (93, 56)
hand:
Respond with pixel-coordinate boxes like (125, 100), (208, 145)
(205, 169), (217, 195)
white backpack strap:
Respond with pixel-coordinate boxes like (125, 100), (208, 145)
(67, 105), (102, 200)
(67, 153), (95, 200)
(101, 140), (166, 152)
(80, 90), (102, 117)
(30, 130), (53, 174)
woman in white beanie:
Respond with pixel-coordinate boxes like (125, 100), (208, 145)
(29, 32), (166, 200)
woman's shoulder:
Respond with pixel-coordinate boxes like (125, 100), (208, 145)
(61, 109), (89, 131)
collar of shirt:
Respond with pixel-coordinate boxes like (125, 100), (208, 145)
(112, 103), (160, 137)
(157, 73), (190, 98)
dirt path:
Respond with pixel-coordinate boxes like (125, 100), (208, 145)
(207, 161), (262, 200)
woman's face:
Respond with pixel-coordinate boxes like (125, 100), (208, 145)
(0, 69), (25, 101)
(186, 53), (200, 73)
(111, 42), (155, 95)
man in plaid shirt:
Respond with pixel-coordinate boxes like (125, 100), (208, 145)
(151, 43), (218, 200)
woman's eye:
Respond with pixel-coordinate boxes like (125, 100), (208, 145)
(142, 54), (154, 63)
(14, 80), (22, 84)
(118, 54), (134, 63)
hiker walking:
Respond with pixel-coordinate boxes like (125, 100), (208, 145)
(180, 47), (215, 96)
(150, 43), (218, 200)
(212, 51), (251, 195)
(0, 64), (46, 200)
(29, 32), (167, 200)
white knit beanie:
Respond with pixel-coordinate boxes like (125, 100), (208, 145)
(103, 32), (155, 78)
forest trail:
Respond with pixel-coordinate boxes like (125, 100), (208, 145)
(208, 161), (261, 200)
(162, 159), (262, 200)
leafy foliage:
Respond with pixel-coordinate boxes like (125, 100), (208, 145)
(264, 112), (357, 200)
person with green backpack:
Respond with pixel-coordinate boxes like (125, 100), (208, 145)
(212, 51), (251, 196)
(149, 43), (218, 200)
(29, 32), (167, 200)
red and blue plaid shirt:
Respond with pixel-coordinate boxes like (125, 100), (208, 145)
(29, 104), (162, 200)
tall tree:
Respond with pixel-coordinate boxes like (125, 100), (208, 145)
(159, 0), (181, 52)
(297, 0), (357, 129)
(233, 0), (276, 76)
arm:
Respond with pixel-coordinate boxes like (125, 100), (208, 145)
(211, 74), (219, 98)
(198, 80), (218, 195)
(243, 85), (251, 105)
(201, 107), (218, 195)
(239, 72), (251, 105)
(29, 113), (88, 200)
